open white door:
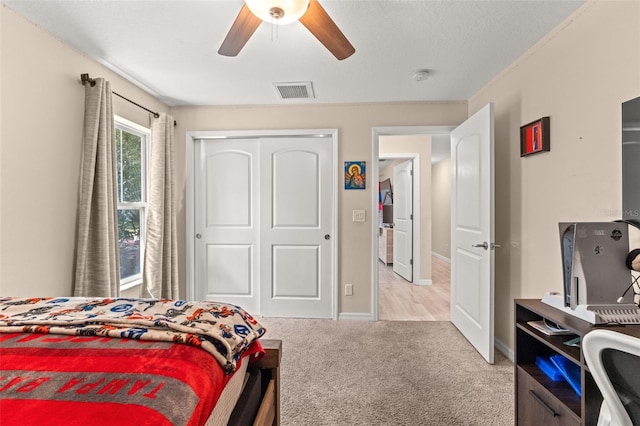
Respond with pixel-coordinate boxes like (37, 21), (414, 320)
(392, 160), (413, 282)
(450, 103), (495, 364)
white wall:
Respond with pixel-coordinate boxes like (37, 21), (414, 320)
(469, 1), (640, 350)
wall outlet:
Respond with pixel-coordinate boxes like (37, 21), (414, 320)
(345, 283), (353, 296)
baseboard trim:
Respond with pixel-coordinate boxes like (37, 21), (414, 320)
(416, 279), (432, 286)
(495, 337), (514, 363)
(338, 312), (374, 321)
(432, 252), (451, 263)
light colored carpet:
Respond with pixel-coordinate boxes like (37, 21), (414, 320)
(259, 318), (514, 426)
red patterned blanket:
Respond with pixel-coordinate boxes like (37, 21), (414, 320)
(0, 297), (267, 425)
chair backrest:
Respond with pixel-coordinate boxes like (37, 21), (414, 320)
(583, 329), (640, 426)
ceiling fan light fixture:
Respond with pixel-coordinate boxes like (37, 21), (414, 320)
(245, 0), (310, 25)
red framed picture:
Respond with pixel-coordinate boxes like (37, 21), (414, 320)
(520, 117), (550, 157)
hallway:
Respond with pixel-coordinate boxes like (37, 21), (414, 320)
(378, 256), (450, 321)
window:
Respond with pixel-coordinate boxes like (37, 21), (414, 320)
(115, 116), (149, 288)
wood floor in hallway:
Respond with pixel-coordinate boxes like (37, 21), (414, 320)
(378, 256), (451, 321)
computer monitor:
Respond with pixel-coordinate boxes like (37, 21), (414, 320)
(559, 222), (633, 308)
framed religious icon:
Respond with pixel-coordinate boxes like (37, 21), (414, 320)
(344, 161), (366, 189)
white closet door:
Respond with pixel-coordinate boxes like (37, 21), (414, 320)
(194, 139), (260, 313)
(193, 134), (335, 318)
(260, 137), (334, 318)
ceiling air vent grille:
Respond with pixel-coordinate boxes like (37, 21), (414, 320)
(273, 82), (315, 100)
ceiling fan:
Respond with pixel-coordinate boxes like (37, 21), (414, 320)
(218, 0), (355, 60)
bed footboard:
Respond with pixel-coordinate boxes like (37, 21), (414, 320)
(252, 339), (281, 426)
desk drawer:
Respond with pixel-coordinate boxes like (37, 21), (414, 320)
(517, 367), (580, 426)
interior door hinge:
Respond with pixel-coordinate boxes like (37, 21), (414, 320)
(410, 214), (413, 220)
(410, 259), (413, 265)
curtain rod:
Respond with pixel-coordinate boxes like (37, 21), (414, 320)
(80, 73), (176, 126)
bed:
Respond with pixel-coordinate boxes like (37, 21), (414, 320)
(0, 297), (281, 426)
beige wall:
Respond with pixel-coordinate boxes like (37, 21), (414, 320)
(469, 1), (640, 351)
(0, 6), (169, 296)
(171, 103), (466, 314)
(4, 0), (637, 355)
(431, 158), (451, 259)
(0, 4), (467, 314)
(379, 134), (432, 283)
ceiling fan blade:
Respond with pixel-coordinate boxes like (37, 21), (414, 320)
(298, 0), (355, 60)
(218, 4), (262, 57)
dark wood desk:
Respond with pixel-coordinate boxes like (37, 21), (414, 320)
(514, 299), (640, 426)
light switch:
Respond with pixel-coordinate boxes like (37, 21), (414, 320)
(353, 209), (366, 222)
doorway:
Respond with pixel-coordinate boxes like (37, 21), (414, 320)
(372, 126), (455, 321)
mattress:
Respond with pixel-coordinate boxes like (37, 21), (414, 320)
(228, 368), (264, 426)
(206, 357), (250, 425)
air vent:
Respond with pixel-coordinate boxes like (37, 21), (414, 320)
(273, 82), (315, 100)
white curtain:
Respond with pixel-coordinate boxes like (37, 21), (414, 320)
(141, 113), (178, 299)
(73, 78), (120, 297)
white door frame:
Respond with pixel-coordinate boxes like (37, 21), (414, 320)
(372, 126), (456, 321)
(186, 129), (339, 319)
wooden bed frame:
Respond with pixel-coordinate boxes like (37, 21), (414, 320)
(251, 339), (282, 426)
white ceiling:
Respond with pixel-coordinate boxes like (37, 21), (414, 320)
(3, 0), (584, 106)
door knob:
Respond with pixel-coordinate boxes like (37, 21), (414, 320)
(325, 234), (331, 240)
(196, 233), (202, 239)
(472, 242), (500, 250)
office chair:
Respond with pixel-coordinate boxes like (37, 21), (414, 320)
(583, 329), (640, 426)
